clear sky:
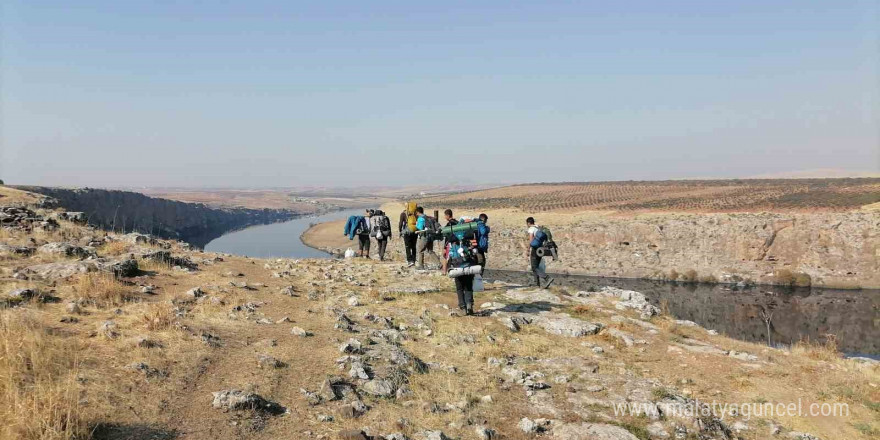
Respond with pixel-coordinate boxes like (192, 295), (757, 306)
(2, 1), (878, 187)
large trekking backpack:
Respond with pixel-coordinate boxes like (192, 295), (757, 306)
(476, 222), (490, 252)
(530, 226), (552, 248)
(371, 213), (392, 239)
(405, 202), (418, 233)
(423, 215), (442, 239)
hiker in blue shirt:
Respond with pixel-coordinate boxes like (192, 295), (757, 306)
(414, 207), (442, 269)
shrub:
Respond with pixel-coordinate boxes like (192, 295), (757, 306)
(680, 269), (698, 283)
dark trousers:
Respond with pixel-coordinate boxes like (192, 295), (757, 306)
(403, 233), (418, 263)
(530, 247), (548, 285)
(454, 274), (475, 309)
(376, 238), (388, 260)
(357, 234), (370, 254)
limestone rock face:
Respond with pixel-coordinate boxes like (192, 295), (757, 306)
(458, 212), (880, 289)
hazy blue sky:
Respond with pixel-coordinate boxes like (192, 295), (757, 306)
(2, 1), (878, 187)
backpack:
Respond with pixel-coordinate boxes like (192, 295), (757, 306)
(423, 215), (441, 238)
(530, 226), (553, 248)
(405, 202), (418, 233)
(371, 214), (392, 238)
(476, 222), (490, 252)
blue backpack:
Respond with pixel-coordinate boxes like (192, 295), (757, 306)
(476, 222), (490, 252)
(530, 226), (550, 248)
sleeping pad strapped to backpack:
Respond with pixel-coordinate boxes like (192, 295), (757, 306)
(405, 202), (418, 233)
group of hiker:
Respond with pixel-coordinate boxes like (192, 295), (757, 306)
(344, 203), (558, 315)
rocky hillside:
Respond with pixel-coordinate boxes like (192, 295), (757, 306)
(14, 186), (297, 247)
(1, 186), (877, 440)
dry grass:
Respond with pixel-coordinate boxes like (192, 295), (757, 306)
(99, 241), (130, 256)
(792, 334), (841, 362)
(0, 312), (86, 440)
(139, 302), (177, 331)
(73, 273), (134, 307)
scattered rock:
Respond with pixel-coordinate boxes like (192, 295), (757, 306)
(185, 287), (204, 298)
(337, 429), (370, 440)
(99, 320), (118, 338)
(291, 327), (313, 337)
(475, 426), (497, 439)
(340, 338), (362, 354)
(257, 354), (285, 369)
(551, 423), (640, 440)
(416, 431), (449, 440)
(210, 389), (285, 414)
(8, 288), (39, 301)
(361, 379), (395, 397)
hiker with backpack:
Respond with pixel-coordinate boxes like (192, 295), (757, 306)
(444, 233), (480, 316)
(526, 217), (554, 288)
(414, 207), (443, 269)
(369, 209), (393, 261)
(357, 209), (373, 258)
(399, 202), (419, 267)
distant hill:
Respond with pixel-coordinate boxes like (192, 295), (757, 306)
(416, 178), (880, 213)
(746, 168), (880, 179)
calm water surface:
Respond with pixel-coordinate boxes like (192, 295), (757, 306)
(204, 208), (363, 258)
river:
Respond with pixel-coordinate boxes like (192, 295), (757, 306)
(204, 208), (364, 258)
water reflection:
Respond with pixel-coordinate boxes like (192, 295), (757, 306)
(484, 270), (879, 356)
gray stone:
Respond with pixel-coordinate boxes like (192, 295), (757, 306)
(417, 431), (449, 440)
(475, 426), (496, 439)
(210, 389), (285, 414)
(519, 418), (539, 433)
(647, 422), (669, 438)
(8, 288), (38, 301)
(340, 338), (362, 354)
(185, 287), (204, 298)
(551, 423), (640, 440)
(291, 326), (313, 337)
(337, 430), (369, 440)
(257, 354), (284, 369)
(361, 379), (395, 397)
(534, 314), (602, 337)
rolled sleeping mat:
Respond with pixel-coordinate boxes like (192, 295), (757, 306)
(439, 221), (481, 237)
(447, 265), (483, 278)
(536, 245), (559, 260)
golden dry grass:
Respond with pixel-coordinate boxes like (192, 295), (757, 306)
(0, 312), (86, 440)
(72, 273), (133, 307)
(138, 302), (176, 331)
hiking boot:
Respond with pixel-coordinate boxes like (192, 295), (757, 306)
(407, 262), (415, 267)
(465, 307), (474, 316)
(543, 277), (555, 289)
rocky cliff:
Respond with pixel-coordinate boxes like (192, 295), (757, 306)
(15, 186), (296, 247)
(484, 211), (879, 289)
